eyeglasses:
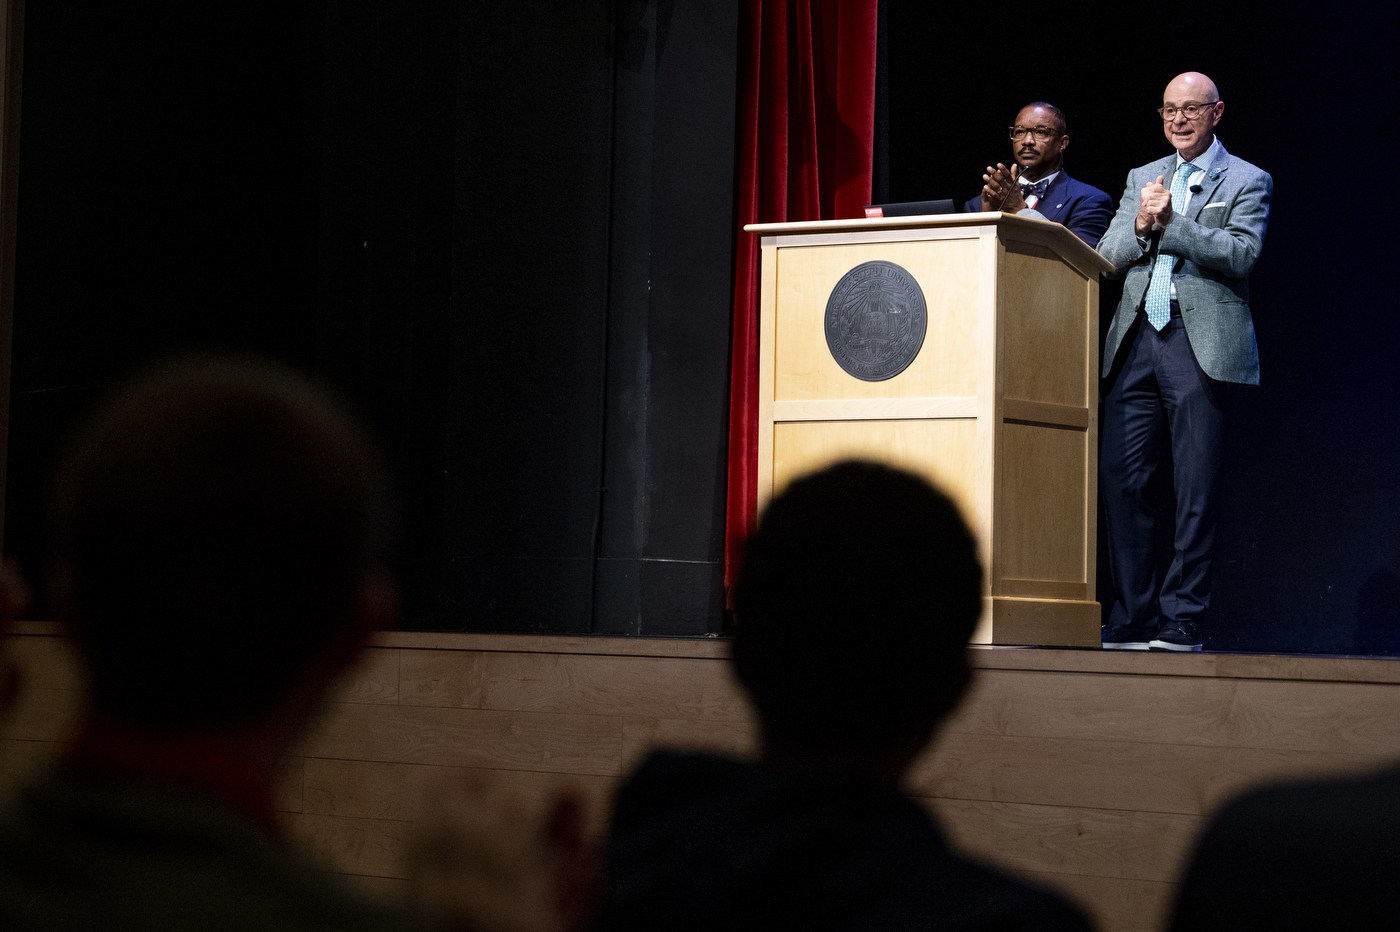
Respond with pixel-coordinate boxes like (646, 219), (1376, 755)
(1008, 125), (1063, 141)
(1157, 102), (1219, 121)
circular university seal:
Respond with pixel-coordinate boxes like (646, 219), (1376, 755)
(824, 260), (928, 381)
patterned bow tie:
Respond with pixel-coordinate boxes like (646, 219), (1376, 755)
(1021, 179), (1049, 202)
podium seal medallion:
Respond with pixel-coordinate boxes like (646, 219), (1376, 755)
(823, 260), (927, 381)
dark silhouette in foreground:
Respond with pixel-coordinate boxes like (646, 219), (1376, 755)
(0, 357), (435, 931)
(1171, 765), (1400, 932)
(0, 358), (590, 932)
(593, 461), (1091, 932)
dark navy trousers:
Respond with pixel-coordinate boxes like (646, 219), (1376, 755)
(1100, 312), (1226, 633)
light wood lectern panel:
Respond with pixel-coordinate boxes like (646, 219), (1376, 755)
(747, 214), (1113, 646)
(772, 239), (982, 401)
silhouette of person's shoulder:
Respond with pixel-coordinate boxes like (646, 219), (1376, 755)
(0, 769), (437, 932)
(1172, 764), (1400, 932)
(597, 751), (1091, 932)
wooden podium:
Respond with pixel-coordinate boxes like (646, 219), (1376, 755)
(745, 213), (1114, 647)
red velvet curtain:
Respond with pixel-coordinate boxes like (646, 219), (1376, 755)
(725, 0), (879, 598)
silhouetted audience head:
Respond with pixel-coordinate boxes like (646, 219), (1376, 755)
(732, 460), (982, 755)
(47, 355), (393, 731)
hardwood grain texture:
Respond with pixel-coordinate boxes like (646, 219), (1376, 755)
(478, 652), (749, 722)
(999, 243), (1089, 408)
(946, 668), (1400, 754)
(620, 715), (760, 773)
(304, 703), (624, 776)
(286, 811), (415, 880)
(999, 579), (1089, 600)
(300, 758), (438, 821)
(772, 396), (978, 421)
(772, 238), (982, 402)
(966, 645), (1400, 683)
(1001, 398), (1089, 429)
(997, 422), (1087, 584)
(332, 647), (401, 705)
(299, 757), (619, 838)
(909, 729), (1382, 816)
(925, 796), (1205, 882)
(772, 419), (980, 527)
(989, 598), (1101, 648)
(398, 649), (486, 709)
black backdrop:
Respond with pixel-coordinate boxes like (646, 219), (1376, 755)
(7, 0), (739, 637)
(7, 1), (1398, 652)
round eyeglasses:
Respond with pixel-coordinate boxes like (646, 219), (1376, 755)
(1158, 102), (1219, 121)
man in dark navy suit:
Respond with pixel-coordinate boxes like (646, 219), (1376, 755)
(964, 101), (1113, 248)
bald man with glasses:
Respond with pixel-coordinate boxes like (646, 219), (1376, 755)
(964, 101), (1113, 247)
(1096, 72), (1273, 653)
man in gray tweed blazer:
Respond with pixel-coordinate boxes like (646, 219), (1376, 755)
(1097, 72), (1272, 652)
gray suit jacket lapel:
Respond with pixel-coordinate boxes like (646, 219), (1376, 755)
(1155, 156), (1176, 189)
(1178, 142), (1230, 222)
(1187, 168), (1229, 221)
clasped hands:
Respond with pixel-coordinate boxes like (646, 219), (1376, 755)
(981, 163), (1025, 213)
(1135, 175), (1173, 235)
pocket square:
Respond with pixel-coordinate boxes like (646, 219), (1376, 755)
(1204, 202), (1227, 209)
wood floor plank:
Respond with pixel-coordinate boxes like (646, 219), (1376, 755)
(398, 649), (486, 709)
(299, 757), (620, 837)
(330, 647), (401, 705)
(620, 716), (760, 773)
(921, 796), (1205, 882)
(909, 730), (1384, 816)
(947, 668), (1400, 755)
(303, 703), (624, 776)
(478, 653), (751, 722)
(301, 758), (437, 822)
(286, 811), (413, 880)
(966, 646), (1400, 685)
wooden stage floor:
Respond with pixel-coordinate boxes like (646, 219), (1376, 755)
(4, 623), (1398, 932)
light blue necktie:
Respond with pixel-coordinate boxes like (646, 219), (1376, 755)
(1144, 162), (1200, 330)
